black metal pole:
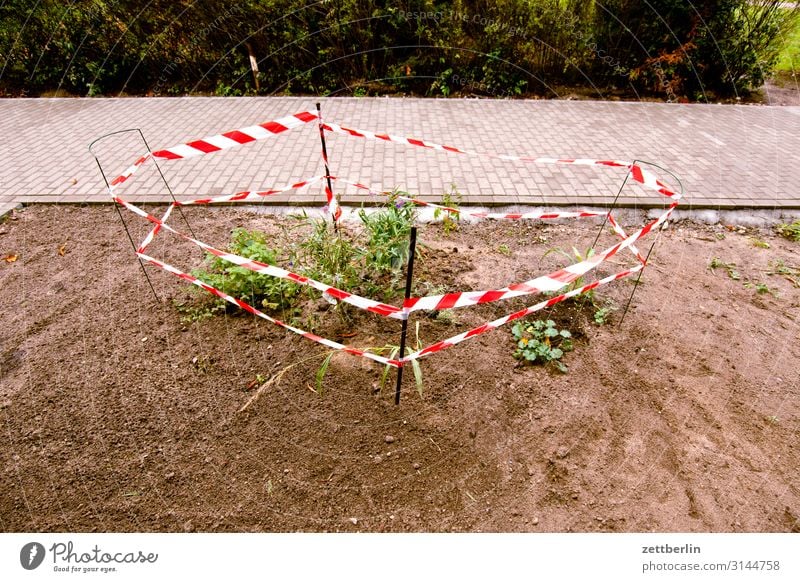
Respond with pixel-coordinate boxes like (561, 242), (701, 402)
(618, 235), (659, 327)
(395, 226), (418, 405)
(316, 102), (338, 233)
(138, 130), (197, 240)
(92, 156), (160, 303)
(590, 159), (635, 251)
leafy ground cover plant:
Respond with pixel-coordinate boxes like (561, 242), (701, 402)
(709, 257), (741, 280)
(433, 184), (462, 235)
(512, 319), (574, 373)
(192, 228), (300, 310)
(776, 220), (800, 242)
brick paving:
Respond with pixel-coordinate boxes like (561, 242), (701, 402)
(2, 97), (800, 211)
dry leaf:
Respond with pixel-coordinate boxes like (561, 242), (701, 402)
(58, 243), (67, 256)
(3, 254), (18, 263)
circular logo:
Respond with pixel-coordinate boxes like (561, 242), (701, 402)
(20, 542), (46, 570)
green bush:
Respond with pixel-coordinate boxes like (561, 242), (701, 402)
(4, 1), (794, 99)
(192, 228), (299, 311)
(591, 0), (799, 98)
(358, 194), (417, 272)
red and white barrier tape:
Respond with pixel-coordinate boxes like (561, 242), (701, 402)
(151, 110), (318, 160)
(137, 251), (401, 367)
(402, 263), (644, 363)
(115, 195), (405, 320)
(105, 109), (680, 369)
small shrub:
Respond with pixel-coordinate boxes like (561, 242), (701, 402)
(776, 220), (800, 242)
(358, 192), (417, 272)
(512, 319), (573, 373)
(192, 228), (299, 310)
(433, 184), (462, 235)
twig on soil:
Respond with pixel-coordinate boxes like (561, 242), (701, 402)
(238, 351), (337, 412)
(239, 365), (293, 412)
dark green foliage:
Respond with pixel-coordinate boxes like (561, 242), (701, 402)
(192, 227), (299, 310)
(358, 194), (416, 272)
(591, 1), (798, 99)
(511, 318), (573, 373)
(2, 1), (796, 99)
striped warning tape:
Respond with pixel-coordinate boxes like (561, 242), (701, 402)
(128, 172), (651, 318)
(115, 195), (405, 320)
(402, 263), (645, 363)
(151, 110), (318, 160)
(105, 110), (680, 369)
(137, 251), (401, 367)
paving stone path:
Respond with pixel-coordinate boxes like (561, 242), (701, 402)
(2, 97), (799, 217)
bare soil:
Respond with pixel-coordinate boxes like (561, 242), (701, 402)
(1, 205), (798, 533)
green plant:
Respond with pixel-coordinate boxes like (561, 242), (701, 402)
(380, 322), (424, 397)
(173, 299), (225, 324)
(358, 192), (417, 272)
(497, 244), (512, 256)
(776, 220), (800, 242)
(433, 184), (462, 235)
(511, 319), (574, 373)
(766, 259), (800, 288)
(709, 257), (741, 280)
(544, 245), (598, 303)
(744, 281), (776, 296)
(593, 304), (616, 325)
(299, 219), (361, 291)
(314, 323), (425, 397)
(192, 228), (299, 311)
(749, 237), (770, 249)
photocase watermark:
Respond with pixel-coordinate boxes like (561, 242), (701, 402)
(398, 9), (529, 40)
(18, 540), (158, 575)
(152, 3), (248, 96)
(20, 542), (46, 570)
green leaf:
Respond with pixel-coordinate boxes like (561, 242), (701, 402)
(412, 360), (423, 396)
(560, 330), (572, 338)
(544, 327), (559, 338)
(315, 352), (335, 395)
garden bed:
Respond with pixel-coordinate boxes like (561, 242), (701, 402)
(1, 205), (798, 532)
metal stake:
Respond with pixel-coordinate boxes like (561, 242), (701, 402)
(138, 131), (197, 240)
(395, 226), (418, 405)
(618, 235), (659, 327)
(316, 102), (338, 232)
(91, 155), (159, 303)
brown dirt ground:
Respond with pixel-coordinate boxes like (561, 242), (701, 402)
(1, 204), (798, 533)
